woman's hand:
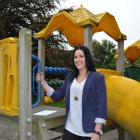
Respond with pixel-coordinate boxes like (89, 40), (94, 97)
(36, 73), (44, 82)
(36, 73), (46, 87)
(36, 73), (51, 94)
(91, 133), (100, 140)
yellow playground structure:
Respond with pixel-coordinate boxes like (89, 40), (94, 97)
(36, 6), (140, 139)
(125, 39), (140, 62)
(0, 5), (140, 140)
(0, 38), (19, 116)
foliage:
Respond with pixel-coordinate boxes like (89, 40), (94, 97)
(0, 0), (74, 54)
(133, 57), (140, 66)
(92, 39), (116, 69)
(44, 39), (117, 72)
(45, 47), (73, 69)
(0, 0), (59, 38)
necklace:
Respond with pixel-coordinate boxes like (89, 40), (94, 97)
(73, 71), (89, 101)
(74, 85), (80, 101)
(74, 95), (79, 101)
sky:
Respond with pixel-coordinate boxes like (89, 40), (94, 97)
(60, 0), (140, 48)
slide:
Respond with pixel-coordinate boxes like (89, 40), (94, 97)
(98, 69), (140, 139)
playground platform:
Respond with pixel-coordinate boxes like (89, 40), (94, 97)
(0, 105), (119, 140)
(0, 105), (65, 140)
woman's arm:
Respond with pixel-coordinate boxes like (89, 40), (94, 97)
(36, 73), (67, 102)
(95, 74), (107, 121)
(91, 74), (107, 140)
(36, 73), (54, 96)
(91, 123), (102, 140)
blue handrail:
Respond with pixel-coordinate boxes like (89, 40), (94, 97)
(31, 55), (68, 108)
(32, 64), (38, 96)
(45, 67), (68, 76)
(32, 55), (42, 108)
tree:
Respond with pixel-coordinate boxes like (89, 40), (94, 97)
(0, 0), (74, 53)
(0, 0), (63, 38)
(45, 47), (73, 68)
(0, 0), (75, 70)
(92, 39), (116, 69)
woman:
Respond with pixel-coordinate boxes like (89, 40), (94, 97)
(36, 46), (107, 140)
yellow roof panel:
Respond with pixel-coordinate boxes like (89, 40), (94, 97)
(35, 6), (126, 45)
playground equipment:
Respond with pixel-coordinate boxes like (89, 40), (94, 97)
(0, 38), (19, 116)
(32, 55), (42, 108)
(125, 39), (140, 63)
(0, 5), (140, 140)
(45, 67), (67, 76)
(123, 39), (140, 82)
(114, 39), (140, 82)
(97, 69), (140, 139)
(105, 74), (140, 139)
(35, 5), (140, 140)
(124, 65), (140, 82)
(0, 40), (68, 113)
(98, 41), (140, 139)
(32, 55), (67, 105)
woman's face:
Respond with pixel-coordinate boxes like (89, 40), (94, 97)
(74, 49), (86, 71)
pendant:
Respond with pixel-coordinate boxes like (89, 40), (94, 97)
(74, 96), (78, 101)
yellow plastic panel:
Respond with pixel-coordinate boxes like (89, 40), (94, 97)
(35, 6), (126, 46)
(97, 68), (121, 76)
(0, 38), (19, 116)
(125, 39), (140, 62)
(115, 39), (140, 62)
(44, 96), (54, 104)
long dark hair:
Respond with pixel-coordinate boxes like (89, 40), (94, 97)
(66, 46), (96, 80)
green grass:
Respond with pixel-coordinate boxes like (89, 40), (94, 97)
(47, 101), (65, 108)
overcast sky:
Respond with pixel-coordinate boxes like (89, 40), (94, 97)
(60, 0), (140, 48)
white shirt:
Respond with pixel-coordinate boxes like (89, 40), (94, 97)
(65, 78), (93, 137)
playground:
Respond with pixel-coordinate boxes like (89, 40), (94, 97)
(0, 5), (140, 140)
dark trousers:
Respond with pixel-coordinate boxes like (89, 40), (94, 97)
(62, 129), (91, 140)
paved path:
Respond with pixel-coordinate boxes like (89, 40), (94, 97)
(0, 120), (118, 140)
